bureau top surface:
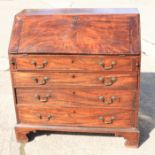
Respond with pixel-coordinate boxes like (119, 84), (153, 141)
(17, 8), (139, 15)
(9, 8), (141, 55)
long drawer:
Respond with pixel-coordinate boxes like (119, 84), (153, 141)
(13, 72), (137, 89)
(16, 88), (136, 108)
(17, 106), (135, 128)
(10, 55), (138, 72)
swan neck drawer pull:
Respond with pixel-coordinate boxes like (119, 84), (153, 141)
(98, 61), (116, 70)
(32, 77), (49, 85)
(98, 77), (117, 86)
(98, 116), (115, 124)
(98, 96), (116, 104)
(37, 114), (53, 121)
(31, 60), (48, 69)
(47, 114), (53, 120)
(35, 93), (51, 102)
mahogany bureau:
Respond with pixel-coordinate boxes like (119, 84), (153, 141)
(8, 8), (141, 147)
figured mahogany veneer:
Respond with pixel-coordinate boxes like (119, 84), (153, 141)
(17, 106), (135, 128)
(9, 8), (141, 147)
(10, 55), (139, 72)
(13, 72), (137, 89)
(16, 89), (136, 108)
(9, 12), (140, 54)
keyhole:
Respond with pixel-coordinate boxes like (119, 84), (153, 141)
(72, 75), (75, 78)
(72, 16), (78, 25)
(72, 110), (76, 114)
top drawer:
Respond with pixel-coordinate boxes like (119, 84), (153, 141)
(10, 55), (139, 72)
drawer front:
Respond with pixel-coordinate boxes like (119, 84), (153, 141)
(13, 72), (137, 89)
(11, 55), (138, 72)
(16, 88), (136, 108)
(17, 106), (135, 128)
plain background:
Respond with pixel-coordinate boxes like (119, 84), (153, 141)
(0, 1), (155, 155)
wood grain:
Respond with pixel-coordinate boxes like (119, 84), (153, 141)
(17, 105), (135, 128)
(11, 55), (139, 72)
(16, 88), (136, 108)
(8, 16), (23, 53)
(15, 124), (139, 148)
(9, 8), (141, 147)
(12, 72), (137, 89)
(9, 9), (140, 54)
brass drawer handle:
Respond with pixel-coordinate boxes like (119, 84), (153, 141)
(37, 114), (53, 121)
(35, 93), (51, 102)
(32, 77), (49, 85)
(98, 96), (116, 104)
(98, 77), (117, 86)
(47, 114), (53, 120)
(31, 60), (48, 69)
(98, 61), (116, 70)
(98, 116), (115, 124)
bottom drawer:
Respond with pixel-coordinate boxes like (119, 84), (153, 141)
(17, 106), (135, 128)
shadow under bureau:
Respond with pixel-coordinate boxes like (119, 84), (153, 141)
(8, 8), (141, 147)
